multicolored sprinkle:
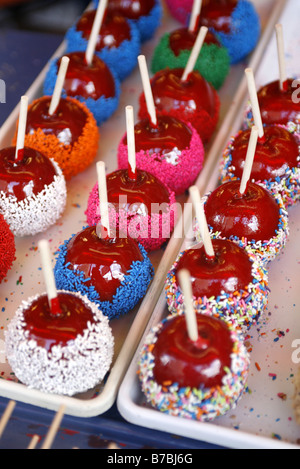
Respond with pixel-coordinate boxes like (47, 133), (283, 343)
(165, 241), (269, 331)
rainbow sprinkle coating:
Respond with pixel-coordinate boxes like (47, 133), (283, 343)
(117, 123), (204, 196)
(199, 189), (289, 267)
(44, 57), (121, 126)
(5, 290), (114, 396)
(221, 125), (300, 208)
(65, 18), (141, 81)
(54, 231), (154, 320)
(165, 242), (269, 331)
(85, 178), (177, 252)
(138, 312), (250, 422)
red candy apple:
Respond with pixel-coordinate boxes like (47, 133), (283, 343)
(204, 180), (280, 242)
(175, 238), (253, 299)
(138, 67), (219, 143)
(0, 146), (57, 201)
(152, 313), (233, 389)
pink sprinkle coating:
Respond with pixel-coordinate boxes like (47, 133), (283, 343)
(117, 123), (204, 196)
(85, 175), (177, 252)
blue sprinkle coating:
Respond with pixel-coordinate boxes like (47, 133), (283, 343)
(64, 19), (141, 81)
(54, 231), (154, 320)
(43, 57), (121, 126)
(92, 0), (162, 42)
(212, 0), (261, 64)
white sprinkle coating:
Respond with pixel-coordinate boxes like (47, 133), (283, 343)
(0, 159), (67, 237)
(5, 290), (114, 396)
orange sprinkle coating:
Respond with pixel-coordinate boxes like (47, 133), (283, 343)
(13, 97), (100, 180)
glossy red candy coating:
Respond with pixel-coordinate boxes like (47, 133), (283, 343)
(58, 52), (115, 100)
(76, 10), (131, 50)
(65, 226), (143, 301)
(169, 28), (220, 56)
(230, 126), (299, 181)
(128, 115), (192, 155)
(23, 292), (95, 352)
(200, 0), (238, 34)
(0, 146), (56, 201)
(26, 96), (87, 146)
(175, 238), (253, 298)
(152, 314), (233, 389)
(148, 68), (217, 119)
(106, 169), (170, 214)
(205, 180), (280, 242)
(107, 0), (155, 19)
(257, 79), (300, 126)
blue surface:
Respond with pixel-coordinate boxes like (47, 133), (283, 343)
(0, 29), (63, 127)
(0, 397), (223, 449)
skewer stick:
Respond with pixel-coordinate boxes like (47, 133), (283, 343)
(49, 56), (70, 115)
(239, 125), (259, 195)
(0, 400), (16, 439)
(189, 0), (202, 32)
(275, 23), (288, 92)
(41, 404), (66, 450)
(189, 185), (215, 258)
(182, 26), (208, 82)
(138, 55), (157, 127)
(178, 269), (198, 342)
(126, 105), (137, 180)
(245, 68), (264, 140)
(39, 240), (62, 316)
(97, 161), (111, 239)
(85, 0), (108, 66)
(15, 95), (28, 163)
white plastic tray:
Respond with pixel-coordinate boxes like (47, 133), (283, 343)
(117, 0), (300, 448)
(0, 0), (286, 418)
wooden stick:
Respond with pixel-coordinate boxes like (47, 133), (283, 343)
(0, 400), (16, 439)
(189, 0), (202, 32)
(27, 434), (40, 450)
(189, 185), (214, 258)
(85, 0), (108, 66)
(49, 56), (70, 115)
(245, 68), (264, 139)
(178, 269), (198, 342)
(275, 23), (288, 92)
(182, 26), (208, 82)
(15, 95), (28, 162)
(126, 105), (137, 180)
(97, 161), (111, 238)
(38, 239), (62, 316)
(138, 55), (157, 127)
(239, 125), (259, 195)
(41, 404), (66, 450)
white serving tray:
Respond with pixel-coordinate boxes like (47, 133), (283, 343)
(117, 0), (300, 448)
(0, 0), (286, 418)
